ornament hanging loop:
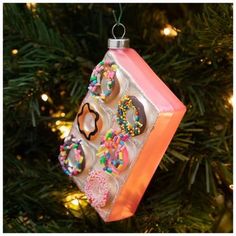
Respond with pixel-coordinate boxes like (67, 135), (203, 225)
(112, 23), (126, 39)
(109, 4), (130, 49)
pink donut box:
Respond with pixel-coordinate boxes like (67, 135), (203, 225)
(65, 47), (186, 222)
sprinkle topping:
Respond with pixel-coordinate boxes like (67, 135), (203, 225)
(117, 95), (146, 136)
(88, 61), (118, 101)
(59, 135), (85, 176)
(96, 129), (129, 175)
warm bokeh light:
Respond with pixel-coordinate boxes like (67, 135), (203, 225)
(161, 24), (179, 37)
(163, 27), (171, 36)
(26, 3), (37, 12)
(55, 120), (61, 126)
(228, 94), (233, 107)
(48, 120), (72, 139)
(64, 192), (88, 215)
(41, 94), (48, 102)
(71, 199), (79, 206)
(58, 125), (71, 139)
(12, 49), (18, 55)
(51, 128), (56, 132)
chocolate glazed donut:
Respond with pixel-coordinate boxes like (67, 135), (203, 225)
(88, 61), (120, 103)
(129, 96), (147, 134)
(59, 135), (86, 176)
(117, 95), (147, 136)
(101, 63), (120, 103)
(77, 103), (103, 141)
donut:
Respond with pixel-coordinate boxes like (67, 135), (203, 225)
(117, 95), (146, 136)
(88, 61), (120, 102)
(59, 135), (85, 176)
(77, 103), (102, 141)
(96, 129), (129, 175)
(84, 170), (109, 208)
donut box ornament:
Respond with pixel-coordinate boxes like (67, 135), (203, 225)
(58, 23), (186, 222)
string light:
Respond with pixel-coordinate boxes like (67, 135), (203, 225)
(26, 2), (37, 12)
(47, 110), (71, 138)
(51, 128), (56, 132)
(163, 27), (171, 36)
(51, 111), (66, 118)
(161, 24), (179, 37)
(16, 155), (22, 160)
(48, 120), (72, 139)
(229, 184), (233, 190)
(71, 199), (79, 206)
(58, 125), (71, 139)
(55, 120), (61, 126)
(64, 192), (88, 217)
(12, 49), (18, 55)
(41, 94), (48, 102)
(228, 94), (233, 107)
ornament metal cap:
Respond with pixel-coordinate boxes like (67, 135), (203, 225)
(108, 23), (130, 49)
(108, 38), (130, 49)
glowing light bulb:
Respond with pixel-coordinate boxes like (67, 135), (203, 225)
(51, 120), (72, 139)
(59, 125), (70, 139)
(12, 49), (18, 55)
(161, 24), (179, 37)
(163, 28), (171, 36)
(26, 2), (37, 12)
(71, 199), (79, 206)
(64, 192), (88, 216)
(41, 94), (48, 102)
(55, 120), (61, 125)
(228, 95), (233, 106)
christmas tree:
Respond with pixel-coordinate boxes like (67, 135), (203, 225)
(3, 3), (233, 233)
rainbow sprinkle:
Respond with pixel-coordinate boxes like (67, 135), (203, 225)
(58, 135), (85, 176)
(96, 129), (129, 175)
(88, 61), (117, 101)
(117, 95), (144, 136)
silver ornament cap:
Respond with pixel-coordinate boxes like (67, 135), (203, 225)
(108, 38), (130, 49)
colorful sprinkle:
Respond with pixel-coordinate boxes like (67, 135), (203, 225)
(117, 95), (146, 136)
(88, 60), (118, 101)
(96, 129), (129, 176)
(58, 135), (85, 176)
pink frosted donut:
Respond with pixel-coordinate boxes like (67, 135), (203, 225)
(84, 170), (109, 208)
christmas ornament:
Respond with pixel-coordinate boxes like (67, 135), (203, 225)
(58, 22), (186, 222)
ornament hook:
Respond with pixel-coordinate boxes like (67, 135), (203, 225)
(108, 4), (129, 49)
(112, 23), (126, 39)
